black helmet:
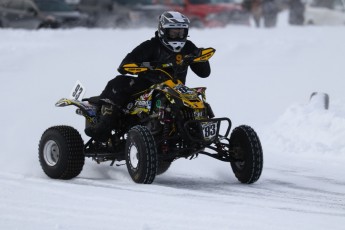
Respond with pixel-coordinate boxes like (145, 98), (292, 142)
(158, 11), (190, 52)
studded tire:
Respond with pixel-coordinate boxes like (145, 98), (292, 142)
(38, 125), (85, 179)
(126, 125), (157, 184)
(229, 125), (263, 184)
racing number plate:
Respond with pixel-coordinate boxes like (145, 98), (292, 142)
(201, 122), (217, 140)
(69, 80), (86, 101)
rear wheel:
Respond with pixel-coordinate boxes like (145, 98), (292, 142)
(38, 21), (60, 29)
(38, 126), (85, 179)
(126, 125), (157, 184)
(157, 160), (172, 175)
(229, 125), (263, 184)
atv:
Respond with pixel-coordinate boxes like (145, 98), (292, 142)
(38, 48), (263, 184)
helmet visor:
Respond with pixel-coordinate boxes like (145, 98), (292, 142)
(166, 28), (188, 41)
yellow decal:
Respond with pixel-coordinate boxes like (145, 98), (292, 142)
(193, 48), (216, 62)
(163, 80), (205, 109)
(176, 54), (183, 65)
(182, 99), (205, 109)
(122, 63), (148, 74)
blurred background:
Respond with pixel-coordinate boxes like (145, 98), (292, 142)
(0, 0), (344, 30)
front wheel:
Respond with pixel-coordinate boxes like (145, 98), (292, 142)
(38, 21), (60, 29)
(38, 125), (85, 179)
(126, 125), (157, 184)
(229, 125), (263, 184)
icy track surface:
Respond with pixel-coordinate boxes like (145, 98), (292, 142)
(1, 16), (345, 230)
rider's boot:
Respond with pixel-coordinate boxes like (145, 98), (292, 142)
(85, 102), (120, 141)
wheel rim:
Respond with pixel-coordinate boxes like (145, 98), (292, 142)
(43, 140), (60, 166)
(129, 144), (139, 169)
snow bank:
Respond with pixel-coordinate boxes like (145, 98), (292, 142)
(263, 95), (345, 157)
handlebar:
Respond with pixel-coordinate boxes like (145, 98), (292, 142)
(119, 47), (216, 76)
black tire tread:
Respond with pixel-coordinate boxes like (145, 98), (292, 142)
(126, 125), (157, 184)
(38, 125), (84, 179)
(230, 125), (263, 184)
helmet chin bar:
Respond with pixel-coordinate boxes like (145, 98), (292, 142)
(163, 40), (186, 52)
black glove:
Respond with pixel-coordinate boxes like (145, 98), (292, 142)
(182, 54), (194, 66)
(183, 48), (202, 66)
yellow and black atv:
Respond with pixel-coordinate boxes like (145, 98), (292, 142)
(38, 48), (263, 184)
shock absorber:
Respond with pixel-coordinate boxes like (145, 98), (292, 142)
(161, 106), (173, 154)
(161, 122), (170, 154)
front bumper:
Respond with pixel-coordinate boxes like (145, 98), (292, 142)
(183, 117), (232, 143)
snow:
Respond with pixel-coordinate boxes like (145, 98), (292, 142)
(1, 12), (345, 230)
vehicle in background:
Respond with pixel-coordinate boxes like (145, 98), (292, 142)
(77, 0), (169, 28)
(76, 0), (115, 27)
(156, 0), (250, 28)
(0, 0), (92, 29)
(305, 0), (345, 25)
(0, 0), (58, 29)
(115, 0), (170, 28)
(77, 0), (249, 28)
(64, 0), (80, 7)
(33, 0), (93, 28)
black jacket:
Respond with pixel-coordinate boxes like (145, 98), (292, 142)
(118, 31), (210, 84)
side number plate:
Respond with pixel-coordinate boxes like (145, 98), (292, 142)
(69, 80), (86, 101)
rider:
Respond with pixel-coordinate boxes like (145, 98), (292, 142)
(85, 11), (211, 141)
